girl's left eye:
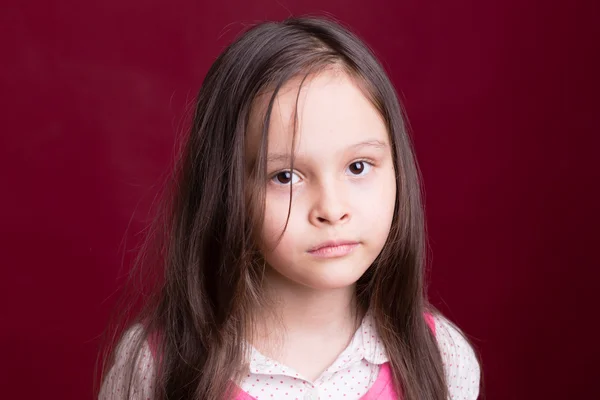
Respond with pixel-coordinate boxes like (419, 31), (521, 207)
(346, 160), (372, 176)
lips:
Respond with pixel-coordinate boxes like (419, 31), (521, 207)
(307, 240), (360, 258)
(309, 240), (359, 252)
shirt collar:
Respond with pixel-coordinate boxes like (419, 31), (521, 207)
(247, 346), (292, 376)
(353, 309), (389, 365)
(246, 310), (389, 377)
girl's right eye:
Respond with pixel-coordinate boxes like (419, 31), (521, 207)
(271, 170), (301, 185)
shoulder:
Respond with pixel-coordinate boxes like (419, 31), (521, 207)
(99, 324), (156, 400)
(432, 315), (481, 400)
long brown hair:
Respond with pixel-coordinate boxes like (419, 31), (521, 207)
(99, 16), (454, 400)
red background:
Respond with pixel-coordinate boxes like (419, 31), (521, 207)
(1, 1), (598, 398)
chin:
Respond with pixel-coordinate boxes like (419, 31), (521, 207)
(266, 251), (375, 291)
(293, 267), (368, 291)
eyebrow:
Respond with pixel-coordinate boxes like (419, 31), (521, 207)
(266, 139), (389, 164)
(349, 139), (388, 151)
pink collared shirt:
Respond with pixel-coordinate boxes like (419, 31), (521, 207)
(100, 314), (480, 400)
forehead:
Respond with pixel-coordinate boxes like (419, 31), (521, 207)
(246, 69), (388, 159)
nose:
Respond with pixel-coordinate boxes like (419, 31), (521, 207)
(308, 183), (351, 226)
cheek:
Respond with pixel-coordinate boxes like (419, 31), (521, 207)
(355, 170), (397, 220)
(259, 192), (309, 275)
(260, 191), (297, 251)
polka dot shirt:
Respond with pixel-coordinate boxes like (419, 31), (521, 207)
(99, 314), (480, 400)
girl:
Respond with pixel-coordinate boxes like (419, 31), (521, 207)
(99, 16), (481, 400)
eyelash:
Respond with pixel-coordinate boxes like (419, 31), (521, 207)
(269, 158), (376, 186)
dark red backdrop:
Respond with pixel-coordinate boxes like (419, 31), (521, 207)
(1, 0), (598, 398)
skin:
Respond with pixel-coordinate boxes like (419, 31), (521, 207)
(246, 68), (397, 381)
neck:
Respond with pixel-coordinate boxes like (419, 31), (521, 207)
(255, 267), (363, 344)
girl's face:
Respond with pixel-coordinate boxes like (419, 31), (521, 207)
(248, 69), (397, 291)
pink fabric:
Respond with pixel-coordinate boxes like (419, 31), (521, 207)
(425, 312), (436, 335)
(231, 363), (396, 400)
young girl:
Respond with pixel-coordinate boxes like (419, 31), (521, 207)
(99, 16), (481, 400)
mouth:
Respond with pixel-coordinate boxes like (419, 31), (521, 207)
(307, 240), (360, 258)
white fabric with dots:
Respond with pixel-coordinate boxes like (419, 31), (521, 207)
(99, 327), (155, 400)
(434, 315), (481, 399)
(99, 315), (480, 400)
